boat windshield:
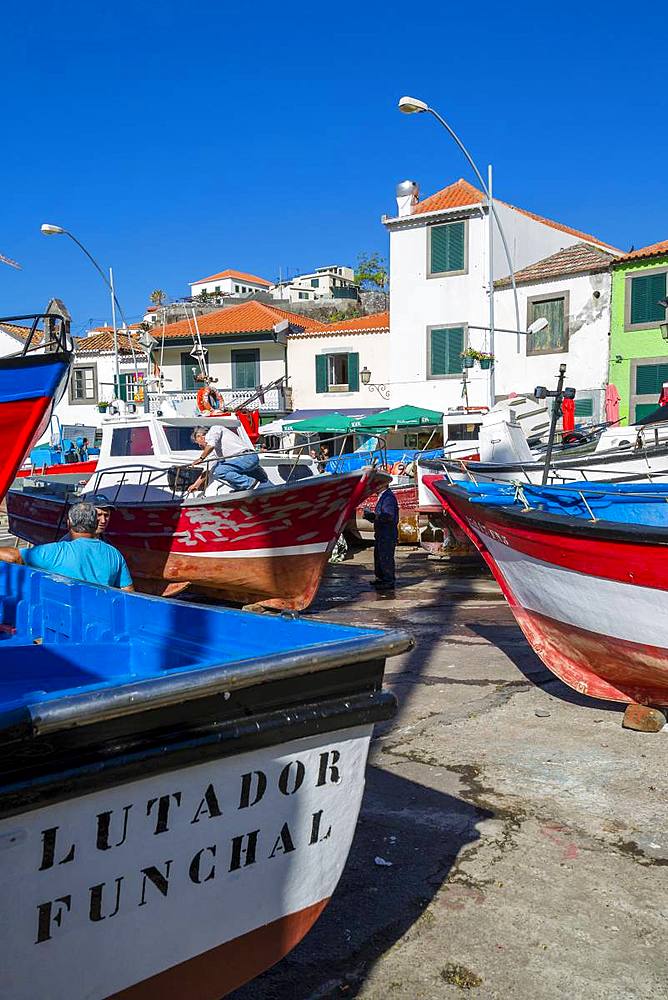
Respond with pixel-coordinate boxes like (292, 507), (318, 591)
(163, 426), (199, 452)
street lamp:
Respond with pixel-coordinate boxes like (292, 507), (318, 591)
(41, 223), (128, 396)
(398, 95), (523, 405)
(360, 366), (390, 399)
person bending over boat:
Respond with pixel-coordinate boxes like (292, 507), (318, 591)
(0, 502), (134, 591)
(187, 425), (269, 493)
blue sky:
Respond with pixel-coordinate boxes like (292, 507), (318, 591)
(1, 0), (665, 334)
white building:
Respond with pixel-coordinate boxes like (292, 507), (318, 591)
(189, 268), (273, 299)
(271, 265), (358, 304)
(287, 311), (389, 411)
(384, 178), (618, 409)
(494, 243), (617, 420)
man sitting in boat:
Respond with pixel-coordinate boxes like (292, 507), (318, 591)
(187, 425), (269, 493)
(0, 502), (134, 591)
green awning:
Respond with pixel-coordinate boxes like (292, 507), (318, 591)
(283, 412), (354, 434)
(350, 404), (444, 431)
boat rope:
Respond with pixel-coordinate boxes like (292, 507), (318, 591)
(512, 482), (533, 510)
(577, 491), (598, 522)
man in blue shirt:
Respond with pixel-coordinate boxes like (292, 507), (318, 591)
(0, 502), (134, 590)
(363, 486), (399, 590)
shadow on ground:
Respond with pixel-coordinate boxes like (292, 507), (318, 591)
(228, 764), (491, 1000)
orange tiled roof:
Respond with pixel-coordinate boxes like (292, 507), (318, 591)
(0, 322), (41, 343)
(495, 242), (617, 288)
(190, 268), (273, 288)
(613, 239), (668, 264)
(76, 330), (141, 354)
(289, 311), (389, 338)
(153, 301), (322, 341)
(410, 179), (618, 251)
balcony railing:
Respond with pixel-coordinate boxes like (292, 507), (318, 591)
(145, 384), (289, 415)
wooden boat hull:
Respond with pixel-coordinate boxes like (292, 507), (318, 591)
(431, 478), (668, 706)
(0, 726), (372, 1000)
(7, 469), (388, 609)
(0, 353), (71, 502)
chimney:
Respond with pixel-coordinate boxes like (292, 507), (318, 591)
(395, 180), (419, 218)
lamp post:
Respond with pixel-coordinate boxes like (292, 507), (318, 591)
(398, 96), (522, 406)
(360, 366), (390, 399)
(41, 224), (128, 397)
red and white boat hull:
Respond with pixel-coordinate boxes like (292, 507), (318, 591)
(432, 481), (668, 706)
(8, 469), (387, 609)
(0, 726), (371, 1000)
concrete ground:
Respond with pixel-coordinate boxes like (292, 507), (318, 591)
(231, 546), (668, 1000)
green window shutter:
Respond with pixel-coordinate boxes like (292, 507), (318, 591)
(574, 398), (593, 417)
(635, 402), (659, 421)
(635, 362), (668, 396)
(315, 354), (328, 393)
(348, 352), (359, 391)
(528, 298), (566, 352)
(430, 327), (464, 376)
(180, 352), (197, 390)
(430, 222), (465, 274)
(232, 349), (259, 390)
(630, 273), (666, 325)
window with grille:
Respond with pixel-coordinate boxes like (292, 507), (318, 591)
(428, 326), (465, 377)
(527, 295), (568, 354)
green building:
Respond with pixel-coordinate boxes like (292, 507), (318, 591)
(609, 239), (668, 423)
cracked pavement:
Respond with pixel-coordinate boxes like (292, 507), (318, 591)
(230, 547), (668, 1000)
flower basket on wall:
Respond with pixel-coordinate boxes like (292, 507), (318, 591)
(463, 357), (475, 369)
(479, 358), (492, 370)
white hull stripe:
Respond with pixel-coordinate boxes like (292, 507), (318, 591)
(481, 532), (668, 650)
(166, 542), (330, 559)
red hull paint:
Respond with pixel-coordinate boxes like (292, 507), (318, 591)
(513, 607), (668, 706)
(110, 899), (329, 1000)
(8, 469), (386, 609)
(0, 396), (52, 502)
(431, 481), (668, 706)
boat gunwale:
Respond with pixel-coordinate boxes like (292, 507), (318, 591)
(433, 480), (668, 547)
(11, 465), (391, 511)
(10, 627), (412, 738)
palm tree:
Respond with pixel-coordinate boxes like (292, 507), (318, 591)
(149, 289), (167, 307)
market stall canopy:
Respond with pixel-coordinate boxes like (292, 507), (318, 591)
(283, 412), (354, 434)
(351, 404), (444, 431)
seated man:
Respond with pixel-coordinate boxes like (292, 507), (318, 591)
(0, 502), (134, 590)
(188, 425), (268, 493)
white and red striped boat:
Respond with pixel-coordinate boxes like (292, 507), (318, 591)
(8, 466), (386, 609)
(428, 478), (668, 706)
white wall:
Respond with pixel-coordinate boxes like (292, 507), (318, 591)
(53, 354), (149, 431)
(160, 341), (286, 392)
(191, 277), (267, 297)
(386, 202), (597, 411)
(0, 329), (25, 358)
(492, 202), (582, 279)
(494, 271), (611, 401)
(388, 211), (491, 409)
(288, 331), (389, 410)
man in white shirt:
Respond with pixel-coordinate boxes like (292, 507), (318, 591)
(188, 425), (269, 492)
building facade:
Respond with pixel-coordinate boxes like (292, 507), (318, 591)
(384, 178), (617, 410)
(271, 265), (358, 304)
(287, 312), (389, 411)
(189, 268), (273, 299)
(494, 242), (617, 420)
(608, 240), (668, 424)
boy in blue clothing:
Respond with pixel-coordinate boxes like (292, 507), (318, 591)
(363, 486), (399, 590)
(0, 502), (134, 590)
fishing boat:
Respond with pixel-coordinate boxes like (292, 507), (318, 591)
(429, 478), (668, 706)
(0, 304), (73, 501)
(8, 406), (386, 608)
(0, 562), (410, 999)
